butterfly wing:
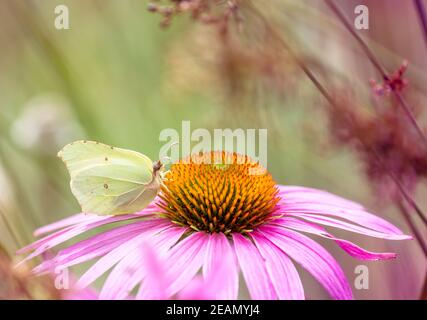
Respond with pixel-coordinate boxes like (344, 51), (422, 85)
(58, 140), (159, 215)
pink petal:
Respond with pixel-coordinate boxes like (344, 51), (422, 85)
(203, 233), (238, 300)
(20, 201), (163, 254)
(232, 233), (276, 300)
(33, 219), (171, 274)
(58, 219), (167, 258)
(251, 232), (305, 299)
(286, 213), (411, 240)
(104, 226), (187, 300)
(134, 243), (169, 300)
(260, 225), (353, 300)
(163, 232), (209, 297)
(137, 225), (191, 298)
(33, 229), (141, 274)
(282, 206), (404, 235)
(17, 214), (143, 262)
(76, 221), (171, 289)
(278, 185), (364, 209)
(177, 276), (217, 300)
(275, 217), (398, 260)
(34, 214), (99, 237)
(277, 185), (406, 235)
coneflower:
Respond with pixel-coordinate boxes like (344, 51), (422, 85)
(18, 152), (411, 300)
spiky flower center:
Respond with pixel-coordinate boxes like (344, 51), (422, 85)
(157, 152), (280, 234)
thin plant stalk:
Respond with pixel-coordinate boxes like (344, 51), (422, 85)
(324, 0), (427, 150)
(414, 0), (427, 49)
(246, 1), (427, 233)
(369, 148), (427, 226)
(397, 201), (427, 257)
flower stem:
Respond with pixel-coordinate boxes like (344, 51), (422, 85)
(414, 0), (427, 49)
(370, 148), (427, 226)
(246, 2), (427, 228)
(324, 0), (427, 150)
(397, 201), (427, 257)
(245, 3), (336, 108)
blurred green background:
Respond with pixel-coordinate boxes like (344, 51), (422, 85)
(0, 0), (425, 299)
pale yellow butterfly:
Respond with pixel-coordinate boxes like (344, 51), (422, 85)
(58, 140), (164, 215)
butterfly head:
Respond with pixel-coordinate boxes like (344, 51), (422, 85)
(152, 160), (164, 175)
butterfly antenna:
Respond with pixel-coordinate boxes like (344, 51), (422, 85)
(160, 155), (171, 164)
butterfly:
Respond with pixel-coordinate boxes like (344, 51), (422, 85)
(58, 140), (164, 215)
